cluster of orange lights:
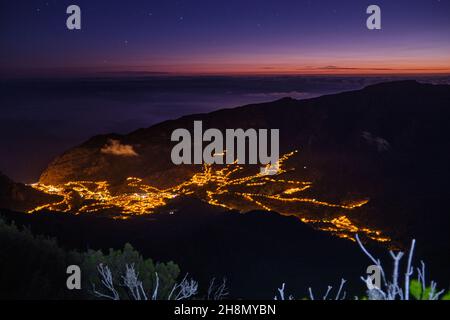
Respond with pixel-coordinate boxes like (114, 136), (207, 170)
(29, 151), (390, 243)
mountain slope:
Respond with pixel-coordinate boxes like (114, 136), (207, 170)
(2, 80), (449, 288)
(39, 80), (450, 189)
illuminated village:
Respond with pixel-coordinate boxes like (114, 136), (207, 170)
(28, 151), (390, 243)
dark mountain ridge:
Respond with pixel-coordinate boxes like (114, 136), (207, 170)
(1, 80), (449, 296)
(33, 81), (450, 244)
(1, 80), (449, 267)
(39, 80), (450, 187)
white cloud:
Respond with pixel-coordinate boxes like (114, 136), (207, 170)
(101, 139), (138, 157)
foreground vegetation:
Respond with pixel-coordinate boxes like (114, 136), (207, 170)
(0, 217), (448, 300)
(0, 218), (179, 299)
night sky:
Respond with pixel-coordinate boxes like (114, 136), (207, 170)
(1, 0), (449, 77)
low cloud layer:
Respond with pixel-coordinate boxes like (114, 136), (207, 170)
(101, 139), (138, 157)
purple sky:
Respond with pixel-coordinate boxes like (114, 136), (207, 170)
(1, 0), (449, 77)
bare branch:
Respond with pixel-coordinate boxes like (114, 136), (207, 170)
(92, 263), (120, 300)
(152, 272), (159, 300)
(389, 251), (404, 300)
(355, 234), (387, 286)
(168, 273), (198, 300)
(335, 279), (347, 300)
(208, 278), (216, 300)
(323, 286), (332, 300)
(404, 239), (416, 300)
(121, 263), (147, 300)
(308, 287), (314, 300)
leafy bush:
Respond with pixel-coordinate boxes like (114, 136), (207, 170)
(410, 279), (450, 301)
(0, 217), (180, 300)
(0, 218), (81, 299)
(81, 243), (180, 299)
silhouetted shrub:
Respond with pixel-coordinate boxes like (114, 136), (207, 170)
(0, 217), (180, 300)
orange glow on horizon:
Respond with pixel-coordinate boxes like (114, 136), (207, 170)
(8, 59), (450, 78)
(91, 62), (450, 77)
(113, 53), (450, 76)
